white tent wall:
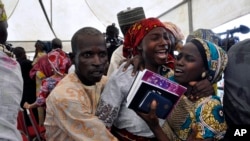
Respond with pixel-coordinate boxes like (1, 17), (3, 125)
(160, 0), (250, 40)
(2, 0), (250, 54)
(3, 0), (183, 53)
(158, 2), (190, 38)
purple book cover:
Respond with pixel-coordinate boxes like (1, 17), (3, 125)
(141, 70), (186, 96)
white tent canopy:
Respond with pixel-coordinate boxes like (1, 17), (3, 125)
(3, 0), (250, 53)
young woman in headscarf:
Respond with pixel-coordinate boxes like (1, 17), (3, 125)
(24, 48), (71, 109)
(138, 38), (228, 141)
(96, 17), (181, 141)
(122, 21), (215, 102)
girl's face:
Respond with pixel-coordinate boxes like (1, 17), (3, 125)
(140, 27), (172, 71)
(174, 42), (206, 85)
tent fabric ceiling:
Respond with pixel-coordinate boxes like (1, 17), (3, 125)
(2, 0), (250, 53)
(4, 0), (183, 41)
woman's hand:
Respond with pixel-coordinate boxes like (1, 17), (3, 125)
(188, 79), (214, 101)
(23, 102), (30, 109)
(137, 100), (172, 141)
(136, 100), (159, 129)
(187, 124), (213, 141)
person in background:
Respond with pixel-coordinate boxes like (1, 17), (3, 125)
(223, 38), (250, 141)
(29, 37), (71, 125)
(29, 38), (67, 80)
(106, 7), (146, 77)
(13, 47), (38, 125)
(0, 1), (23, 140)
(138, 38), (228, 141)
(32, 40), (47, 65)
(44, 27), (118, 141)
(67, 52), (75, 73)
(186, 29), (221, 46)
(23, 48), (71, 109)
(163, 21), (185, 53)
(105, 23), (123, 63)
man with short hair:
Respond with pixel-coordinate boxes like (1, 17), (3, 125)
(44, 27), (117, 141)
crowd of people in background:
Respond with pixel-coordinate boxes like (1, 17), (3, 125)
(1, 0), (250, 141)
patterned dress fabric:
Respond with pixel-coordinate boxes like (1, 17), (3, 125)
(0, 47), (23, 141)
(165, 95), (227, 141)
(162, 39), (228, 140)
(35, 76), (62, 106)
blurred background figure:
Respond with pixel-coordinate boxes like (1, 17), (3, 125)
(29, 37), (71, 125)
(106, 7), (146, 77)
(24, 48), (71, 110)
(32, 40), (47, 65)
(13, 47), (38, 126)
(223, 39), (250, 141)
(105, 23), (123, 63)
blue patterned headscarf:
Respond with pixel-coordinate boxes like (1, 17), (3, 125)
(190, 38), (228, 84)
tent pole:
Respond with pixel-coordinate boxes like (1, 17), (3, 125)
(38, 0), (57, 38)
(157, 1), (187, 18)
(187, 0), (193, 33)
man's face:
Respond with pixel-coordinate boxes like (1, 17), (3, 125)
(74, 34), (108, 86)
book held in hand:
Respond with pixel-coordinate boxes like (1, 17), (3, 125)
(126, 69), (187, 119)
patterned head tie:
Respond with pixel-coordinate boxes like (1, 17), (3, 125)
(123, 17), (167, 58)
(190, 38), (228, 83)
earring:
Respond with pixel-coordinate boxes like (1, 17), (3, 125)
(201, 72), (206, 79)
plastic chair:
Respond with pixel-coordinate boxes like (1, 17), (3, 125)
(26, 108), (46, 141)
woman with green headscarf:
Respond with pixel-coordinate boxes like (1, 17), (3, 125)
(139, 38), (228, 141)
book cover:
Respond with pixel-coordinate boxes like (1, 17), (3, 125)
(126, 69), (187, 119)
(138, 90), (173, 118)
